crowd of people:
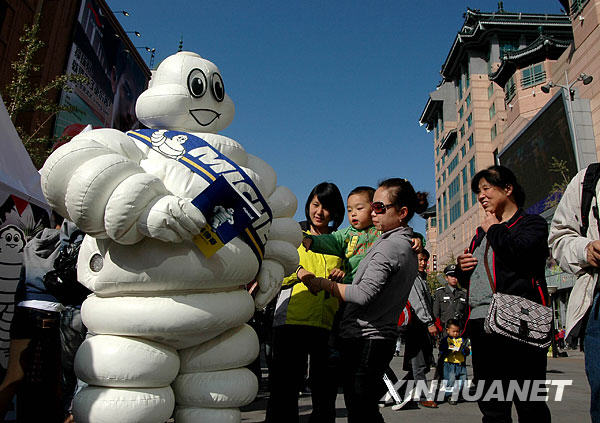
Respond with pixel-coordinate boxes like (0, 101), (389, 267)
(3, 163), (600, 423)
(258, 164), (599, 423)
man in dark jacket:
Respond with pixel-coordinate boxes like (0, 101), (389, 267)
(433, 265), (467, 332)
(403, 249), (439, 408)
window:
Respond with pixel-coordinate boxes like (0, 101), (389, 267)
(468, 134), (474, 148)
(449, 176), (462, 225)
(436, 162), (440, 172)
(521, 63), (546, 88)
(465, 93), (471, 108)
(499, 38), (520, 58)
(443, 171), (446, 183)
(467, 113), (472, 128)
(443, 192), (448, 231)
(437, 198), (442, 233)
(459, 105), (464, 120)
(505, 75), (516, 102)
(462, 167), (467, 186)
(449, 202), (461, 225)
(460, 125), (465, 138)
(469, 157), (476, 178)
(435, 124), (439, 140)
(437, 178), (440, 189)
(571, 0), (590, 15)
(446, 139), (457, 156)
(449, 176), (460, 200)
(489, 102), (496, 119)
(472, 191), (478, 206)
(436, 146), (440, 157)
(448, 155), (459, 175)
(491, 123), (497, 140)
(464, 193), (469, 212)
(457, 77), (463, 101)
(488, 82), (494, 99)
(461, 145), (466, 159)
(442, 155), (446, 165)
(493, 149), (500, 166)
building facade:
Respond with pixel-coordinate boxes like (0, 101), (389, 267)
(420, 7), (573, 267)
(0, 0), (150, 148)
(421, 0), (600, 329)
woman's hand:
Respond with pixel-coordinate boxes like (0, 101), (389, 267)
(586, 240), (600, 267)
(457, 248), (478, 272)
(303, 276), (323, 295)
(481, 211), (500, 232)
(411, 237), (423, 252)
(328, 268), (345, 282)
(297, 267), (322, 294)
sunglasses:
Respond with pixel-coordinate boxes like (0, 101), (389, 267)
(370, 201), (395, 214)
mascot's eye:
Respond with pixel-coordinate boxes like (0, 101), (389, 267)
(5, 234), (11, 242)
(188, 69), (207, 98)
(211, 73), (225, 102)
(13, 235), (20, 243)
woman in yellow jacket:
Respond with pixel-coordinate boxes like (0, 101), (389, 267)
(266, 182), (346, 423)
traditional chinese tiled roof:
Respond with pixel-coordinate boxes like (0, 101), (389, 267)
(489, 34), (572, 87)
(441, 8), (571, 79)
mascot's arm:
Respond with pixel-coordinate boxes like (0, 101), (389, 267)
(41, 128), (205, 245)
(258, 186), (301, 310)
(240, 154), (301, 309)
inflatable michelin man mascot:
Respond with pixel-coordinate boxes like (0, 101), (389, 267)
(40, 51), (301, 423)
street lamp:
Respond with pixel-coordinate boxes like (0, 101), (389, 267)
(125, 31), (141, 38)
(541, 73), (593, 101)
(136, 46), (156, 69)
(112, 10), (130, 16)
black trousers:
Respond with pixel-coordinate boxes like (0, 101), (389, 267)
(469, 319), (551, 423)
(266, 325), (336, 423)
(339, 337), (396, 423)
(12, 307), (63, 422)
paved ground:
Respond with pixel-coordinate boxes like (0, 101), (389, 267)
(241, 347), (591, 422)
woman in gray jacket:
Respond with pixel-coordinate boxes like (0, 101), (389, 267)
(300, 178), (428, 423)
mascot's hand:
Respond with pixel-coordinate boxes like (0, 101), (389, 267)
(138, 195), (206, 242)
(253, 259), (284, 310)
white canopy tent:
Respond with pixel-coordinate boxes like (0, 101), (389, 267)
(0, 94), (48, 209)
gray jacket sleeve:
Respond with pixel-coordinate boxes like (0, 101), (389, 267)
(344, 251), (392, 306)
(409, 276), (435, 325)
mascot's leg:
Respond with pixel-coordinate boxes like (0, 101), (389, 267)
(71, 291), (256, 422)
(173, 324), (260, 422)
(71, 334), (178, 423)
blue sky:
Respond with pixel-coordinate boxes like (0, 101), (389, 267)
(107, 0), (564, 234)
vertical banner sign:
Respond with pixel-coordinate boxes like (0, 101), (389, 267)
(54, 0), (149, 138)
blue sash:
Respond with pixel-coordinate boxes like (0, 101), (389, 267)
(127, 129), (272, 264)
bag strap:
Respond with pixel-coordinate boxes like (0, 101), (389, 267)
(483, 241), (496, 294)
(581, 163), (600, 236)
